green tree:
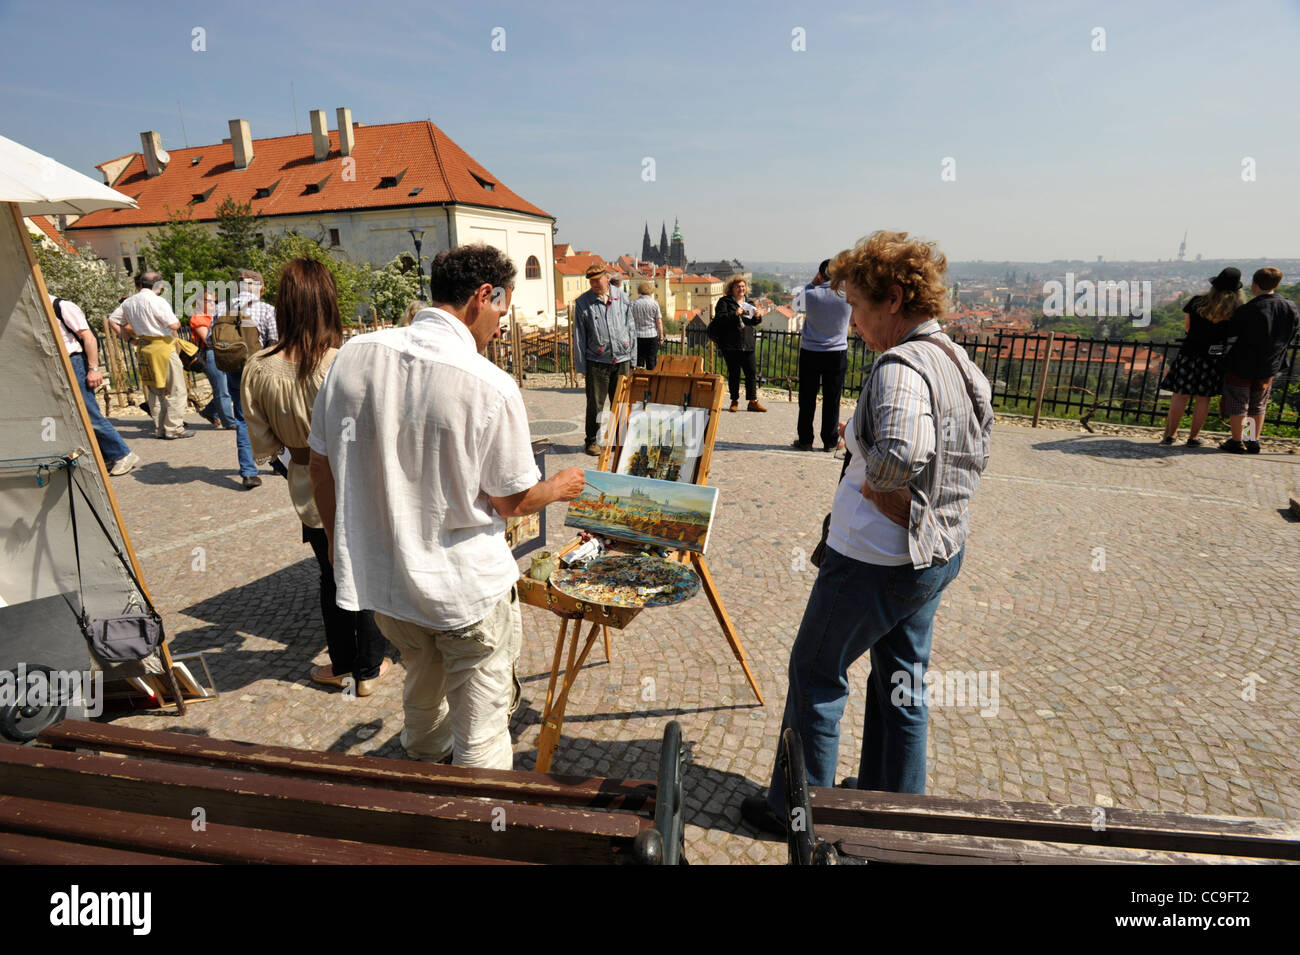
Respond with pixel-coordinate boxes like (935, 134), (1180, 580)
(364, 256), (423, 325)
(214, 196), (264, 278)
(260, 231), (369, 324)
(31, 235), (132, 332)
(138, 205), (223, 313)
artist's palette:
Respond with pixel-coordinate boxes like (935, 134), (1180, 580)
(549, 555), (700, 609)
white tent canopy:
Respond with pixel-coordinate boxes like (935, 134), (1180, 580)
(0, 135), (161, 690)
(0, 134), (136, 216)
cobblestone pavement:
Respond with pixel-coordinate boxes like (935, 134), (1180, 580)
(103, 381), (1300, 864)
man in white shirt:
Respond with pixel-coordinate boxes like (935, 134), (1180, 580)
(308, 244), (585, 768)
(50, 294), (140, 476)
(109, 271), (194, 439)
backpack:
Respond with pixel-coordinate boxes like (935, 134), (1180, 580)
(211, 303), (262, 373)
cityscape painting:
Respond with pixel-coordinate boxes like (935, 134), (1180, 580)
(564, 470), (718, 554)
(615, 404), (709, 484)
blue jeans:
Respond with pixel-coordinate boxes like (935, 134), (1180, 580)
(69, 352), (131, 465)
(225, 366), (259, 478)
(199, 348), (237, 428)
(765, 544), (965, 812)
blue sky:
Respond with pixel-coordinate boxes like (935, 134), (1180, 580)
(3, 0), (1298, 262)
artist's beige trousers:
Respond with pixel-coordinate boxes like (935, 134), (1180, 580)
(375, 587), (522, 769)
(149, 350), (188, 437)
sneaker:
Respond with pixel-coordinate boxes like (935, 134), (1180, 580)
(1185, 437), (1203, 448)
(1219, 439), (1247, 454)
(739, 794), (787, 838)
(165, 430), (196, 440)
(1245, 440), (1261, 454)
(747, 400), (767, 413)
(1159, 435), (1175, 445)
(107, 452), (140, 476)
(791, 439), (814, 451)
(242, 475), (263, 489)
(584, 441), (600, 456)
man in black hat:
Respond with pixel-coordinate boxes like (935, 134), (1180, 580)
(1220, 267), (1298, 454)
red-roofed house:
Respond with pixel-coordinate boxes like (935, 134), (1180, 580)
(68, 110), (557, 321)
(24, 215), (76, 254)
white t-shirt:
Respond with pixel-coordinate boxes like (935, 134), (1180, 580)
(49, 294), (89, 355)
(826, 395), (912, 566)
(108, 289), (179, 338)
(308, 307), (541, 630)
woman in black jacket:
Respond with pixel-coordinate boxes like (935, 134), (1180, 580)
(1159, 268), (1242, 446)
(710, 276), (766, 412)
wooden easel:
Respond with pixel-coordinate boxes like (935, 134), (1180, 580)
(519, 357), (763, 774)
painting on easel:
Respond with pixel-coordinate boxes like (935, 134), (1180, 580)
(565, 470), (718, 554)
(615, 403), (709, 484)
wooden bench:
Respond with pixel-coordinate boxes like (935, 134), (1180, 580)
(0, 719), (688, 865)
(777, 729), (1300, 865)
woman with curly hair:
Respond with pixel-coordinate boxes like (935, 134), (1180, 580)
(243, 258), (391, 695)
(741, 231), (995, 835)
(1159, 268), (1242, 447)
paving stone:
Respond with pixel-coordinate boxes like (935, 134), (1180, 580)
(99, 390), (1300, 865)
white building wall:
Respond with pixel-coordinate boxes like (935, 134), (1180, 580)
(68, 203), (555, 323)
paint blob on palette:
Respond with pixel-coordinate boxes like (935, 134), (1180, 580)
(564, 470), (718, 554)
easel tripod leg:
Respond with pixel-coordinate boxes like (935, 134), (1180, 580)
(691, 552), (764, 705)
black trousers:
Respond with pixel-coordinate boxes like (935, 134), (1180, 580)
(636, 336), (659, 370)
(798, 348), (848, 448)
(722, 348), (758, 401)
(584, 360), (630, 444)
(303, 524), (388, 680)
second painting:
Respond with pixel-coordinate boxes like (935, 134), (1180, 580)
(615, 403), (709, 484)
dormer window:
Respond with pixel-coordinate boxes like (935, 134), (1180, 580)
(304, 173), (331, 195)
(190, 155), (203, 166)
(190, 186), (215, 204)
(471, 173), (495, 192)
(253, 179), (280, 200)
(379, 169), (408, 189)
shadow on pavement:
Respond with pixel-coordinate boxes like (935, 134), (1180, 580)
(1030, 435), (1187, 462)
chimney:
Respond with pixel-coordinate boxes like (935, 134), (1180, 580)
(336, 107), (354, 157)
(309, 109), (330, 161)
(139, 131), (170, 177)
(229, 119), (254, 170)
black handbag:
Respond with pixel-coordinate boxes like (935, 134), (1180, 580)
(66, 463), (165, 662)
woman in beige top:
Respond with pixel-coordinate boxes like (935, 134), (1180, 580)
(243, 258), (391, 695)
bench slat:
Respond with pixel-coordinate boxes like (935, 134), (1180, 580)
(0, 830), (209, 865)
(38, 720), (654, 813)
(811, 788), (1300, 860)
(817, 825), (1288, 866)
(0, 794), (528, 866)
(0, 744), (646, 865)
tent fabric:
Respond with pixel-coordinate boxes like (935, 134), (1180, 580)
(0, 134), (137, 216)
(0, 202), (159, 677)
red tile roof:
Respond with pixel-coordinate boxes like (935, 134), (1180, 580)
(70, 120), (551, 231)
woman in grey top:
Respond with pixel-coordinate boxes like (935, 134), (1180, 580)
(630, 281), (664, 370)
(742, 231), (994, 835)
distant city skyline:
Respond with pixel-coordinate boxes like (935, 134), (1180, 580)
(4, 0), (1299, 262)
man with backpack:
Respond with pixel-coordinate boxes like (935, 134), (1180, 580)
(212, 269), (277, 489)
(49, 293), (140, 476)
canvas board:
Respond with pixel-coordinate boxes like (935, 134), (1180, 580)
(564, 470), (718, 554)
(614, 403), (709, 484)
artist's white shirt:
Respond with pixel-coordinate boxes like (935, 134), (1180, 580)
(309, 307), (541, 630)
(108, 289), (179, 338)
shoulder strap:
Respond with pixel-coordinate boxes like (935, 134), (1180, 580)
(52, 298), (79, 339)
(911, 334), (981, 418)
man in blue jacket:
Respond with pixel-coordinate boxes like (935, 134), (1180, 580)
(572, 263), (636, 455)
